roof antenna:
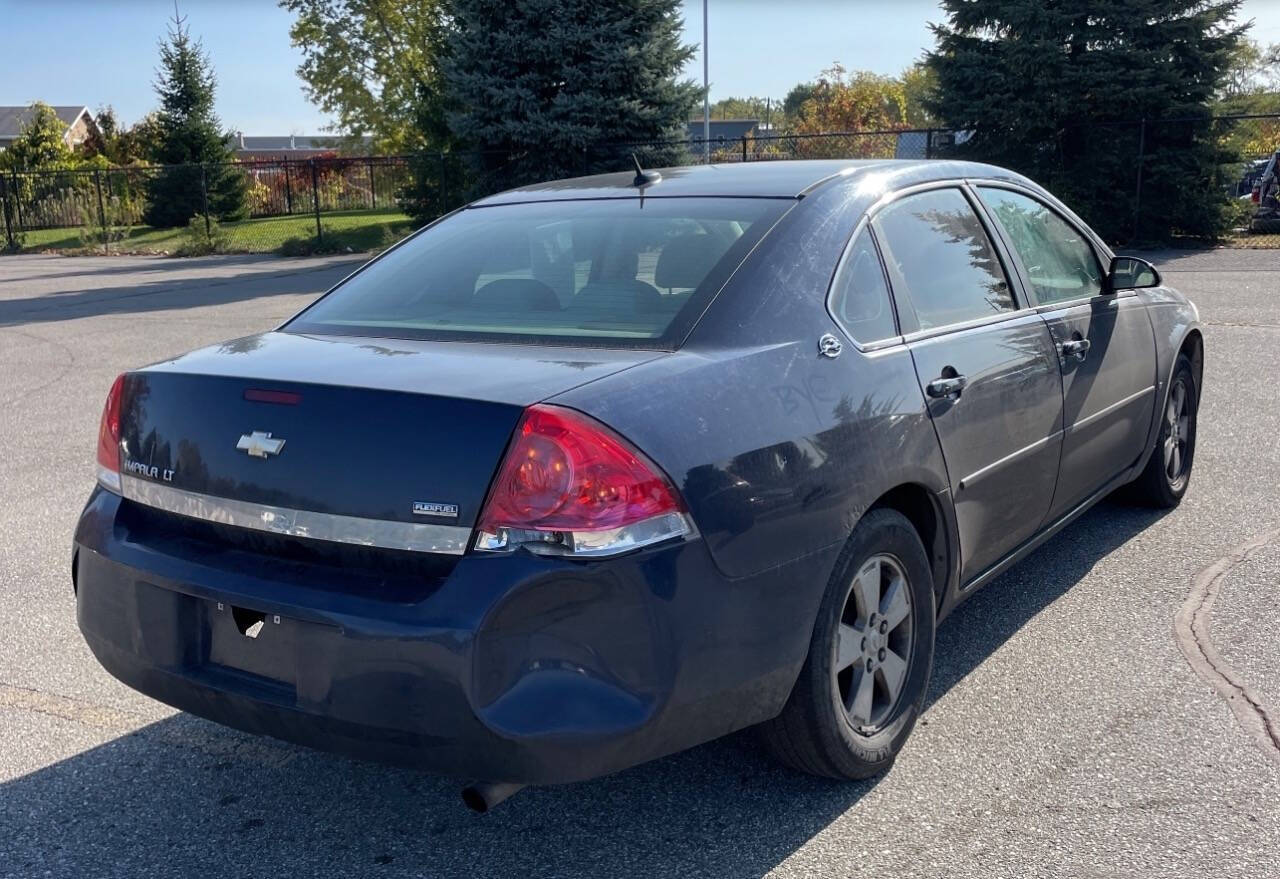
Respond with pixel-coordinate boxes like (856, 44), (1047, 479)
(631, 154), (661, 188)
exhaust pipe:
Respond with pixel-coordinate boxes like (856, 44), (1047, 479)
(460, 781), (525, 813)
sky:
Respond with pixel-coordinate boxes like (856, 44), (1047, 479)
(2, 0), (1280, 135)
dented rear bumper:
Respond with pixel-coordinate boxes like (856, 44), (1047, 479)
(73, 488), (834, 784)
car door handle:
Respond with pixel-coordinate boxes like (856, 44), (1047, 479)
(926, 374), (967, 399)
(1060, 338), (1091, 361)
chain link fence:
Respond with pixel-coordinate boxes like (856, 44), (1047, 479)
(0, 156), (416, 256)
(2, 114), (1278, 256)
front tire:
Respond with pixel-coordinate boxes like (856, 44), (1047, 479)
(1129, 353), (1198, 508)
(760, 508), (936, 779)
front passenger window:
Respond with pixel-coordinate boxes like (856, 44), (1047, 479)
(977, 187), (1103, 305)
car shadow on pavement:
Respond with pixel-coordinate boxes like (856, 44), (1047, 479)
(0, 257), (364, 328)
(927, 499), (1168, 705)
(2, 500), (1165, 878)
(0, 254), (314, 286)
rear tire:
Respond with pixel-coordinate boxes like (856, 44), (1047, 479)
(1129, 353), (1197, 509)
(759, 508), (935, 779)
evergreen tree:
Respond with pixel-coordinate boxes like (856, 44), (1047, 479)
(433, 0), (700, 205)
(927, 0), (1246, 242)
(144, 9), (246, 227)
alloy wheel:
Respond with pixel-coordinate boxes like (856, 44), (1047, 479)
(1163, 378), (1191, 489)
(834, 553), (914, 734)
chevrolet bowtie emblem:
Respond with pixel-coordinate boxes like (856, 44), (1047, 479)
(236, 431), (286, 459)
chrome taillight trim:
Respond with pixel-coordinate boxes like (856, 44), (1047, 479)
(474, 512), (695, 558)
(117, 475), (470, 555)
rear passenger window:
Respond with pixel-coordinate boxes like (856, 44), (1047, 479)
(871, 188), (1015, 330)
(829, 229), (897, 342)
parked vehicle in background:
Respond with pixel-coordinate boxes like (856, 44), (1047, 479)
(1232, 157), (1271, 198)
(1251, 149), (1280, 233)
(73, 160), (1202, 810)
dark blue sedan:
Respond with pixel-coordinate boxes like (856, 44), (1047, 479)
(74, 160), (1202, 810)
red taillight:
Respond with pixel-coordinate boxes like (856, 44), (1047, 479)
(475, 404), (690, 556)
(1252, 185), (1261, 204)
(95, 374), (125, 490)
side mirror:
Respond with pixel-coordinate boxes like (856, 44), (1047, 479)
(1109, 256), (1161, 291)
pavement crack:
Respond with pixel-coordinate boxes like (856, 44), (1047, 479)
(1174, 528), (1280, 767)
(0, 681), (139, 732)
(1203, 320), (1280, 329)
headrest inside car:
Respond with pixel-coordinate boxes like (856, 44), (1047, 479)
(570, 280), (663, 313)
(473, 278), (561, 312)
(654, 233), (725, 290)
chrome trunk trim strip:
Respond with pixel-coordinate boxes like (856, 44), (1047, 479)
(118, 475), (470, 555)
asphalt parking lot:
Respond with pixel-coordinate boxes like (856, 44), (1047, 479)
(1, 248), (1277, 878)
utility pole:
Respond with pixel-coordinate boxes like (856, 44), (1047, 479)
(703, 0), (710, 162)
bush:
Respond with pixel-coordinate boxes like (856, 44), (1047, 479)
(1, 229), (25, 253)
(77, 197), (134, 252)
(1224, 195), (1256, 233)
(174, 213), (229, 256)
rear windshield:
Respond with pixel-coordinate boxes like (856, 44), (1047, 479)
(285, 197), (791, 346)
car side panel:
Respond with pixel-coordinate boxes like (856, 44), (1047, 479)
(906, 314), (1064, 581)
(553, 342), (947, 582)
(1040, 293), (1158, 519)
(551, 177), (951, 582)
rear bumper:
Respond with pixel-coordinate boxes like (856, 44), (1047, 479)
(73, 488), (836, 784)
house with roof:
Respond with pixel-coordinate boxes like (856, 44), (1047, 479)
(230, 133), (374, 160)
(0, 105), (97, 151)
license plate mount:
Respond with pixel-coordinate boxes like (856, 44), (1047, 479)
(204, 600), (299, 689)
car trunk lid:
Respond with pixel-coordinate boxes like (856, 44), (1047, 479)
(116, 332), (662, 534)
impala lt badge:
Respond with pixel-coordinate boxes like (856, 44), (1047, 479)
(236, 431), (285, 459)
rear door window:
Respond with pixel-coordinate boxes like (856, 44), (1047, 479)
(871, 187), (1016, 331)
(287, 198), (791, 346)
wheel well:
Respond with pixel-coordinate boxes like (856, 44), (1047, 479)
(1179, 330), (1204, 388)
(869, 484), (949, 609)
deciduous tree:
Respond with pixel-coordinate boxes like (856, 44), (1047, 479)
(900, 63), (937, 127)
(1221, 38), (1280, 100)
(281, 0), (447, 154)
(0, 102), (73, 170)
(783, 83), (817, 122)
(793, 64), (907, 134)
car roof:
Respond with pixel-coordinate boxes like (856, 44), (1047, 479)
(471, 159), (1031, 205)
